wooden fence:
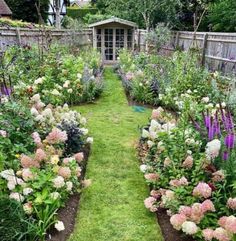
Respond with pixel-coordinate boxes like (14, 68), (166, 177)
(0, 27), (93, 52)
(136, 30), (236, 75)
(1, 27), (236, 75)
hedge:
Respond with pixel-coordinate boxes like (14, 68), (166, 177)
(67, 7), (98, 20)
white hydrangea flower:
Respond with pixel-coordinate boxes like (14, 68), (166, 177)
(142, 129), (150, 138)
(54, 221), (65, 232)
(23, 188), (33, 196)
(9, 192), (24, 202)
(140, 164), (148, 173)
(86, 137), (93, 144)
(52, 176), (65, 188)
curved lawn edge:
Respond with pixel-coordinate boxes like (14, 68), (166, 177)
(69, 67), (163, 241)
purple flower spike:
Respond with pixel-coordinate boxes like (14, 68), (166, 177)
(204, 116), (211, 128)
(224, 133), (235, 149)
(223, 151), (229, 160)
(208, 125), (214, 140)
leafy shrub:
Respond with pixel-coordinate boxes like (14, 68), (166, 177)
(0, 197), (34, 241)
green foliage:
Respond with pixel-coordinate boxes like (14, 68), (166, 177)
(146, 23), (172, 52)
(0, 197), (34, 241)
(83, 13), (112, 24)
(118, 50), (226, 109)
(4, 45), (103, 106)
(5, 0), (49, 23)
(207, 0), (236, 32)
(67, 6), (98, 21)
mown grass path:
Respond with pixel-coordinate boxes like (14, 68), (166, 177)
(69, 68), (163, 241)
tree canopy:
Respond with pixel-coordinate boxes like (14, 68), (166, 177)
(5, 0), (49, 23)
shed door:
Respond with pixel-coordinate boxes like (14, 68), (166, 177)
(104, 28), (126, 62)
(104, 29), (114, 61)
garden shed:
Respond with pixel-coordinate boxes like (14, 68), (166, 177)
(89, 17), (137, 63)
(0, 0), (12, 18)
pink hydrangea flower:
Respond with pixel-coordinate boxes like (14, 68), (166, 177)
(46, 128), (68, 144)
(170, 214), (187, 230)
(201, 199), (215, 213)
(218, 216), (228, 228)
(227, 198), (236, 210)
(212, 170), (225, 182)
(144, 196), (158, 212)
(22, 168), (34, 181)
(179, 206), (192, 217)
(150, 190), (161, 199)
(190, 203), (204, 223)
(144, 173), (159, 182)
(182, 155), (193, 169)
(74, 152), (84, 163)
(151, 107), (164, 120)
(202, 228), (214, 241)
(21, 154), (40, 168)
(58, 167), (71, 179)
(193, 182), (212, 199)
(213, 227), (231, 241)
(34, 148), (47, 162)
(31, 132), (42, 145)
(224, 216), (236, 234)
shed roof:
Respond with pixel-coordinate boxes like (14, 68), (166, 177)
(0, 0), (12, 16)
(89, 17), (137, 28)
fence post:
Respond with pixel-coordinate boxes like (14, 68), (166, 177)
(175, 32), (180, 49)
(201, 33), (208, 67)
(16, 28), (22, 46)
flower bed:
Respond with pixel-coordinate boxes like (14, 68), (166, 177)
(0, 93), (93, 241)
(117, 49), (228, 109)
(1, 45), (103, 106)
(140, 96), (236, 240)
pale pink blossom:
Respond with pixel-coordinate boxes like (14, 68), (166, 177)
(21, 154), (40, 168)
(212, 170), (225, 182)
(151, 107), (164, 120)
(34, 148), (47, 162)
(82, 179), (92, 188)
(182, 155), (193, 169)
(179, 206), (192, 217)
(58, 167), (71, 179)
(150, 190), (161, 199)
(31, 132), (42, 146)
(23, 202), (33, 214)
(46, 128), (68, 144)
(144, 173), (159, 182)
(63, 157), (74, 164)
(224, 215), (236, 234)
(193, 182), (212, 199)
(218, 216), (228, 228)
(202, 228), (214, 241)
(213, 227), (231, 241)
(190, 203), (204, 223)
(22, 168), (34, 181)
(74, 152), (84, 163)
(144, 196), (158, 212)
(201, 199), (215, 213)
(227, 198), (236, 210)
(164, 157), (171, 167)
(170, 214), (187, 230)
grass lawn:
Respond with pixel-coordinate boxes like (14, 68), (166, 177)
(69, 67), (163, 241)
